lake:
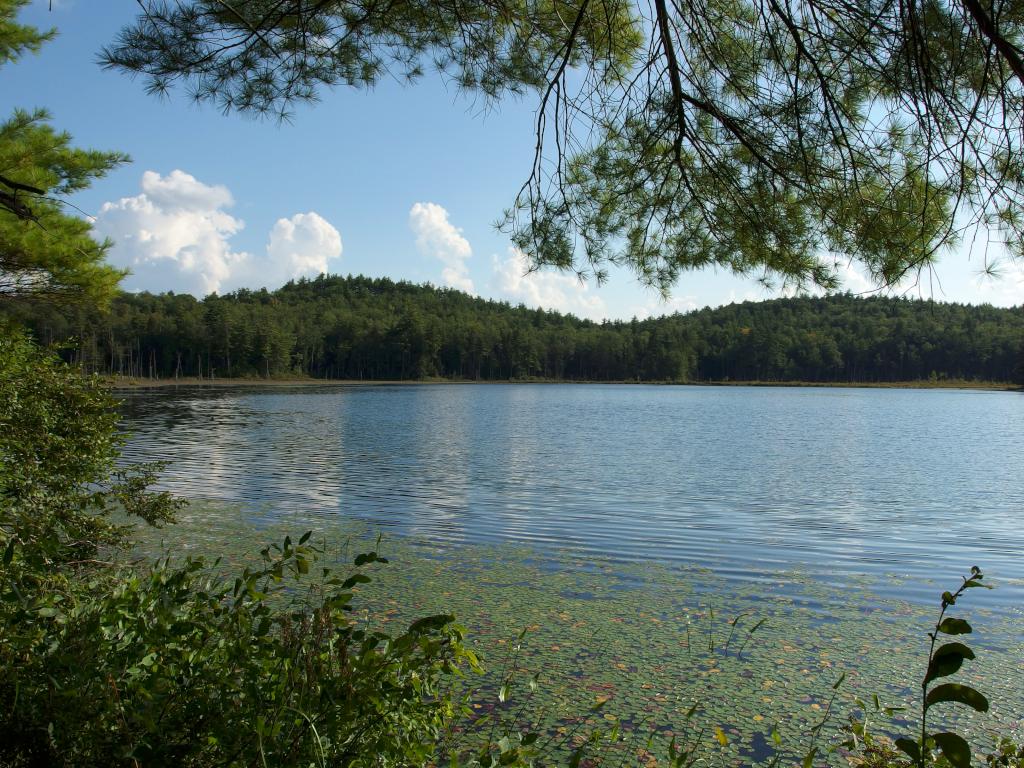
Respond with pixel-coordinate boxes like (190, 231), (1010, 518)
(119, 383), (1024, 613)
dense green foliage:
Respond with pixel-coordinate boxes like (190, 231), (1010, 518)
(0, 328), (481, 767)
(0, 323), (178, 568)
(7, 276), (1022, 383)
(0, 0), (128, 304)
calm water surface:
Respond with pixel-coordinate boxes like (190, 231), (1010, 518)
(119, 384), (1024, 610)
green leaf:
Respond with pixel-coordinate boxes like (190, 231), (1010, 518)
(2, 539), (14, 565)
(521, 733), (538, 746)
(936, 617), (972, 635)
(932, 732), (972, 768)
(341, 574), (371, 588)
(925, 683), (989, 712)
(895, 738), (921, 763)
(408, 614), (454, 633)
(299, 531), (312, 544)
(963, 579), (991, 589)
(802, 746), (817, 768)
(354, 552), (378, 566)
(934, 641), (976, 662)
(925, 642), (975, 683)
(498, 685), (508, 703)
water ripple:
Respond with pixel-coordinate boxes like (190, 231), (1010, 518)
(119, 383), (1024, 612)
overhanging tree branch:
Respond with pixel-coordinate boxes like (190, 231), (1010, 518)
(961, 0), (1024, 85)
(102, 0), (1024, 293)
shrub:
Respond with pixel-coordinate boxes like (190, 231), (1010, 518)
(0, 327), (478, 767)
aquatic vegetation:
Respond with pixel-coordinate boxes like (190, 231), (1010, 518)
(130, 501), (1024, 766)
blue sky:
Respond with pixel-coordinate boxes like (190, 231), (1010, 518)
(6, 1), (1022, 317)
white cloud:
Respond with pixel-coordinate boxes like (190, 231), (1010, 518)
(629, 294), (699, 320)
(968, 259), (1024, 306)
(141, 168), (234, 213)
(94, 170), (342, 296)
(835, 261), (876, 295)
(96, 170), (248, 296)
(820, 252), (1023, 307)
(492, 247), (608, 321)
(409, 202), (474, 293)
(266, 212), (343, 281)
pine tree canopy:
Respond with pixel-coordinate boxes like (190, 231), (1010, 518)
(101, 0), (1024, 294)
(0, 0), (127, 304)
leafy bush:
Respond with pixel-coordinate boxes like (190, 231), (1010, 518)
(2, 534), (477, 767)
(0, 322), (178, 567)
(838, 568), (1011, 768)
(0, 328), (479, 767)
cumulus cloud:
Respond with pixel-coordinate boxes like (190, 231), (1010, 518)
(94, 170), (341, 295)
(266, 212), (343, 281)
(492, 247), (608, 321)
(96, 170), (248, 296)
(409, 202), (474, 293)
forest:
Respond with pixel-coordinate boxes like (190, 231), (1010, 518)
(6, 275), (1023, 384)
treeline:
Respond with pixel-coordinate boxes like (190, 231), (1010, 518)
(5, 274), (1024, 383)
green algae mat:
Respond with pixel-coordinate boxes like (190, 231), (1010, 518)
(128, 501), (1024, 766)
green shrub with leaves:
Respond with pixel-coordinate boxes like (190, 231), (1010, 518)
(0, 328), (481, 767)
(0, 323), (178, 565)
(839, 568), (999, 768)
(892, 567), (993, 768)
(2, 533), (477, 767)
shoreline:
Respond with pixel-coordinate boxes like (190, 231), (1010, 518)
(107, 375), (1022, 391)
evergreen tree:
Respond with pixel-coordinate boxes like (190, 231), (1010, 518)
(6, 278), (1021, 384)
(0, 0), (127, 304)
(104, 0), (1024, 295)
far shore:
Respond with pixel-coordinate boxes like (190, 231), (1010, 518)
(107, 375), (1022, 391)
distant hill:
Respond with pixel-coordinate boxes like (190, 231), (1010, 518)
(5, 274), (1023, 384)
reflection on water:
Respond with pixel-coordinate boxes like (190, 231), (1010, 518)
(119, 383), (1024, 611)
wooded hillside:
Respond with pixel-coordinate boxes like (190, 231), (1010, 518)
(5, 275), (1023, 383)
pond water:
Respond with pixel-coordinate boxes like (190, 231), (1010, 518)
(118, 383), (1024, 613)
